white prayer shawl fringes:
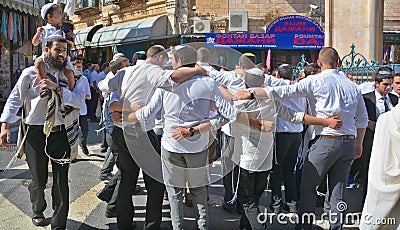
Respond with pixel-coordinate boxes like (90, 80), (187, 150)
(95, 127), (105, 135)
(227, 166), (241, 205)
(4, 152), (19, 172)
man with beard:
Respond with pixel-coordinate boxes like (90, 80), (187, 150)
(0, 35), (84, 230)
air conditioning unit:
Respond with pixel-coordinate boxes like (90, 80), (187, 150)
(229, 11), (248, 32)
(193, 20), (211, 33)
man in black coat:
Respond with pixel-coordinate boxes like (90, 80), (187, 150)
(350, 67), (398, 203)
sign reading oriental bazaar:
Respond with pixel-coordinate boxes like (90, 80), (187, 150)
(206, 15), (324, 49)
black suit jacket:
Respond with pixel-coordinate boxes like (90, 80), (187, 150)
(361, 91), (398, 158)
(362, 91), (398, 122)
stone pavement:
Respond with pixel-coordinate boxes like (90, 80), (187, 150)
(0, 121), (361, 229)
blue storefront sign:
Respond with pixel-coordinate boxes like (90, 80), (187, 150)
(206, 15), (324, 50)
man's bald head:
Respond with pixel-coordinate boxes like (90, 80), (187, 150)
(318, 47), (340, 69)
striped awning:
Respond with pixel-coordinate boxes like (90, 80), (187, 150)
(91, 15), (170, 47)
(0, 0), (40, 16)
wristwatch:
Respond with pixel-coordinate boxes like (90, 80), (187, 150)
(249, 89), (255, 99)
(55, 86), (62, 93)
(189, 127), (195, 137)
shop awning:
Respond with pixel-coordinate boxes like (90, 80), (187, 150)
(90, 15), (170, 47)
(74, 25), (103, 49)
(0, 0), (40, 16)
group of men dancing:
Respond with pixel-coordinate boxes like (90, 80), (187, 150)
(1, 35), (399, 230)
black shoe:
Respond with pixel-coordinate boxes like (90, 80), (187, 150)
(96, 189), (112, 202)
(100, 147), (107, 153)
(105, 209), (117, 218)
(270, 205), (281, 214)
(222, 201), (236, 212)
(32, 213), (45, 226)
(71, 158), (79, 163)
(285, 202), (298, 213)
(132, 185), (141, 195)
(99, 175), (112, 181)
(82, 146), (89, 155)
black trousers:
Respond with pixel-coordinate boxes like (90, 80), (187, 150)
(87, 87), (99, 120)
(270, 132), (302, 208)
(78, 115), (89, 148)
(113, 126), (165, 230)
(24, 125), (71, 230)
(237, 168), (269, 229)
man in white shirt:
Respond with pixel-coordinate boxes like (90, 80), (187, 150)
(234, 47), (369, 230)
(97, 54), (131, 218)
(269, 64), (306, 214)
(107, 45), (208, 230)
(88, 64), (100, 121)
(196, 48), (246, 211)
(128, 46), (267, 229)
(97, 63), (111, 153)
(0, 36), (84, 229)
(71, 60), (91, 156)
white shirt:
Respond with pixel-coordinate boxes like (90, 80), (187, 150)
(275, 79), (306, 133)
(232, 89), (305, 172)
(98, 71), (115, 97)
(97, 71), (107, 86)
(375, 90), (393, 119)
(199, 63), (246, 138)
(107, 62), (174, 129)
(268, 69), (369, 136)
(136, 75), (239, 154)
(0, 66), (82, 125)
(73, 71), (91, 116)
(135, 88), (164, 131)
(90, 71), (100, 87)
(264, 74), (287, 88)
(39, 23), (58, 54)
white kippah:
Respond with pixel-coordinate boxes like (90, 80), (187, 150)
(112, 53), (125, 60)
(246, 67), (264, 77)
(41, 3), (57, 20)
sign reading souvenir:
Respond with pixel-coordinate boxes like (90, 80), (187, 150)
(206, 15), (324, 49)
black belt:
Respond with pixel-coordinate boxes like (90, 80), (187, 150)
(320, 135), (355, 140)
(27, 124), (65, 133)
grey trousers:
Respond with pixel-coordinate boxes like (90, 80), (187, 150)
(220, 133), (238, 203)
(161, 147), (209, 230)
(297, 136), (355, 230)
